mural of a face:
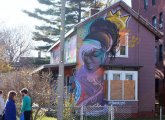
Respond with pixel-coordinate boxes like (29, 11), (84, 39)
(80, 38), (107, 72)
(72, 10), (129, 106)
(83, 48), (105, 71)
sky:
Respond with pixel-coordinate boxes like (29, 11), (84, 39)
(0, 0), (41, 27)
(0, 0), (131, 57)
(0, 0), (131, 27)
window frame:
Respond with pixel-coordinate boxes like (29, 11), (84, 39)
(152, 0), (156, 6)
(144, 0), (148, 10)
(159, 44), (163, 61)
(159, 12), (163, 29)
(152, 16), (157, 28)
(116, 33), (128, 58)
(104, 70), (138, 101)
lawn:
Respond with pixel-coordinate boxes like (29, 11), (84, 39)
(36, 116), (57, 120)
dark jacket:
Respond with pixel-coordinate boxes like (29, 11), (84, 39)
(4, 99), (16, 120)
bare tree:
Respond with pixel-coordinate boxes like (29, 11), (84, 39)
(0, 26), (32, 62)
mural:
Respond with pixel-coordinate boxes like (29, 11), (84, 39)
(51, 44), (60, 64)
(71, 10), (130, 106)
(64, 35), (77, 63)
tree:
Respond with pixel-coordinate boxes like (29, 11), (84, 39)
(0, 26), (32, 63)
(23, 0), (74, 51)
(23, 0), (102, 52)
(0, 67), (55, 120)
(0, 45), (12, 73)
(67, 0), (104, 22)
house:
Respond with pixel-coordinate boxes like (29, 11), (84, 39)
(33, 1), (163, 117)
(132, 0), (165, 107)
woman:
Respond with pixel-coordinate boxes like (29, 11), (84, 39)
(4, 91), (17, 120)
(74, 18), (119, 106)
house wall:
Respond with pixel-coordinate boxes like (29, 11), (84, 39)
(64, 35), (77, 64)
(50, 44), (60, 64)
(109, 7), (156, 113)
(49, 3), (157, 117)
(50, 35), (77, 65)
(132, 0), (165, 107)
(73, 6), (156, 116)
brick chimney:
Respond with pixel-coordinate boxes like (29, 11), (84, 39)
(90, 8), (100, 16)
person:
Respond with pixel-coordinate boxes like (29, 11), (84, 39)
(4, 91), (17, 120)
(20, 88), (32, 120)
(74, 18), (119, 106)
(0, 90), (5, 120)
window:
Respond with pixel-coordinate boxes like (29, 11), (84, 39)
(116, 32), (128, 57)
(144, 0), (148, 10)
(152, 16), (157, 28)
(159, 45), (163, 61)
(155, 46), (158, 64)
(113, 74), (121, 80)
(120, 46), (126, 55)
(159, 12), (163, 29)
(104, 70), (138, 101)
(152, 0), (156, 5)
(126, 74), (133, 80)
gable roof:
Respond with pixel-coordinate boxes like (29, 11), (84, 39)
(48, 1), (163, 51)
(75, 1), (163, 38)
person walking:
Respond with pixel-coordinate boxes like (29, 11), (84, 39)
(4, 91), (17, 120)
(0, 90), (5, 120)
(20, 88), (32, 120)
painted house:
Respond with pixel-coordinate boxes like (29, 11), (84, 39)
(34, 1), (163, 117)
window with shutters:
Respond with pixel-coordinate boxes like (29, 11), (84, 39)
(104, 70), (138, 101)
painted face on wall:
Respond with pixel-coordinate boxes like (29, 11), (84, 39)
(83, 48), (105, 71)
(80, 39), (107, 72)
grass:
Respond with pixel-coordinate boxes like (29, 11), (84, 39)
(36, 116), (57, 120)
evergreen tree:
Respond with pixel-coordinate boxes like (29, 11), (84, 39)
(24, 0), (76, 51)
(23, 0), (103, 51)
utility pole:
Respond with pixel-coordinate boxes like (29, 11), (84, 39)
(57, 0), (66, 120)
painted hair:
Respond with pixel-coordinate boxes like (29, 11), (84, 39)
(85, 18), (119, 58)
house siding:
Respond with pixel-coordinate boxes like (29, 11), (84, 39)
(132, 0), (165, 107)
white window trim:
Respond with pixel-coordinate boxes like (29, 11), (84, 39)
(116, 33), (128, 58)
(104, 70), (138, 101)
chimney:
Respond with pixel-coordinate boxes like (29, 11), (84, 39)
(90, 8), (100, 16)
(38, 51), (41, 58)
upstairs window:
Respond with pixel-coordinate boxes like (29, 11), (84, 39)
(159, 12), (163, 29)
(159, 45), (163, 61)
(144, 0), (148, 10)
(152, 0), (156, 5)
(152, 16), (157, 28)
(155, 46), (158, 64)
(116, 32), (128, 57)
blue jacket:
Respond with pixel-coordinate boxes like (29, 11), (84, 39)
(4, 99), (16, 120)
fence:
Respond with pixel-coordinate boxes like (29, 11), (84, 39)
(17, 106), (165, 120)
(62, 106), (165, 120)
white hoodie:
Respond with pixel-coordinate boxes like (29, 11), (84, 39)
(0, 95), (5, 115)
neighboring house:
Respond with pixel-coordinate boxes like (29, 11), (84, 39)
(132, 0), (165, 108)
(33, 1), (163, 117)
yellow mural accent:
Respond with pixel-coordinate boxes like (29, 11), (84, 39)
(128, 35), (140, 48)
(106, 10), (129, 31)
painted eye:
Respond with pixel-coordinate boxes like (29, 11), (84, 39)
(93, 51), (102, 57)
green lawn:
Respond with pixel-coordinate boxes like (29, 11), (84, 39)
(36, 116), (57, 120)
